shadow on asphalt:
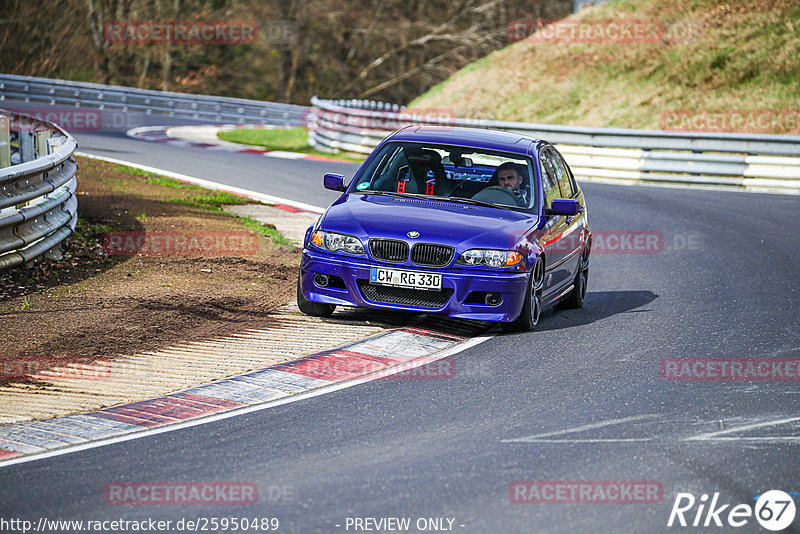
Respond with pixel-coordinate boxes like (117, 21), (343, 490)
(537, 289), (659, 332)
(322, 290), (658, 336)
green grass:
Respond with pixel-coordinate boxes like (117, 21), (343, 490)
(163, 191), (293, 248)
(112, 155), (294, 247)
(408, 0), (800, 133)
(146, 176), (203, 190)
(70, 219), (119, 249)
(218, 127), (366, 162)
(114, 164), (158, 177)
(114, 166), (205, 191)
(223, 127), (309, 151)
(169, 191), (251, 211)
(238, 216), (293, 248)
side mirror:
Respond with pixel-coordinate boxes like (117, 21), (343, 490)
(323, 173), (346, 192)
(546, 198), (580, 216)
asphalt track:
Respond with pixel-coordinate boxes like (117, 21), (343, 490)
(1, 125), (799, 533)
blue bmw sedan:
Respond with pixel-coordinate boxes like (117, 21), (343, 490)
(298, 126), (591, 331)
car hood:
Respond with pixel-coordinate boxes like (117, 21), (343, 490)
(322, 194), (538, 250)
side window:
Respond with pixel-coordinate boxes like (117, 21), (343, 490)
(517, 162), (534, 209)
(539, 149), (561, 207)
(552, 150), (575, 198)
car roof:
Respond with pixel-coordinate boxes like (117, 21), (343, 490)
(388, 126), (541, 155)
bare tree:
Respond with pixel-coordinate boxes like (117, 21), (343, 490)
(2, 0), (572, 104)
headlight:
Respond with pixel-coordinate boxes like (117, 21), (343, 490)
(461, 249), (483, 265)
(311, 230), (365, 254)
(456, 249), (522, 268)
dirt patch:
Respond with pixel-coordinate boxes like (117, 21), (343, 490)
(0, 157), (301, 384)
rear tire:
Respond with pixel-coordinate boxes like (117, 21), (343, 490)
(502, 257), (544, 333)
(297, 272), (335, 317)
(558, 246), (589, 309)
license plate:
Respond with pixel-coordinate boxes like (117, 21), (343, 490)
(370, 267), (442, 291)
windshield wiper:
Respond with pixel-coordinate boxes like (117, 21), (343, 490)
(362, 190), (410, 199)
(446, 196), (501, 209)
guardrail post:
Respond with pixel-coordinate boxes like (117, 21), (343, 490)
(19, 124), (36, 162)
(0, 115), (9, 168)
(43, 237), (65, 261)
(37, 128), (64, 261)
(35, 130), (51, 159)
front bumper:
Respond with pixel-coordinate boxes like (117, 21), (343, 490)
(299, 248), (529, 322)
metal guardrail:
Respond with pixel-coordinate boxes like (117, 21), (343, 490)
(0, 73), (308, 126)
(0, 110), (78, 271)
(0, 73), (311, 272)
(308, 97), (800, 194)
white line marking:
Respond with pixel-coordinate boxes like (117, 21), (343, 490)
(690, 437), (800, 442)
(684, 416), (800, 441)
(261, 150), (308, 159)
(502, 415), (800, 446)
(505, 438), (653, 443)
(75, 152), (325, 214)
(126, 126), (170, 136)
(500, 414), (657, 443)
(0, 335), (491, 468)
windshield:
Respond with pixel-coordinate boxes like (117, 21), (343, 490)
(350, 142), (537, 212)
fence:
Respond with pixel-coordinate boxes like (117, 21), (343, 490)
(0, 110), (78, 271)
(307, 97), (800, 194)
(0, 73), (307, 126)
(0, 74), (314, 272)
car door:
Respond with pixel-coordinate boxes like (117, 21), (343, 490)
(551, 148), (584, 286)
(538, 147), (573, 295)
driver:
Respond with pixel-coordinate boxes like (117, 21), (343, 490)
(495, 162), (527, 206)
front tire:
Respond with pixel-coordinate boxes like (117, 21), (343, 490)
(297, 272), (335, 317)
(502, 257), (544, 332)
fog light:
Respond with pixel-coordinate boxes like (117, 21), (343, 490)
(485, 292), (502, 306)
(314, 273), (330, 287)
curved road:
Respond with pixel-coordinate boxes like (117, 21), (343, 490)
(1, 126), (799, 533)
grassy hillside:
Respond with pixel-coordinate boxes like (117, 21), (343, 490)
(408, 0), (800, 133)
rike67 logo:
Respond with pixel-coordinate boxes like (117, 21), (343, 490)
(667, 490), (796, 531)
